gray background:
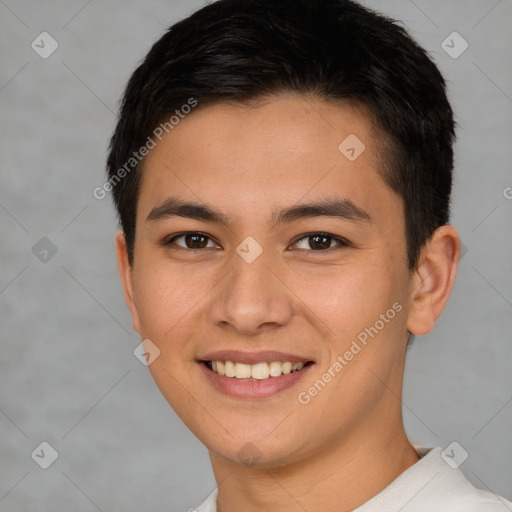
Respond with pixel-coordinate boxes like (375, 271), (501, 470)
(0, 0), (511, 510)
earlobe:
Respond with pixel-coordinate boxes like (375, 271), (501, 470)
(406, 225), (461, 336)
(115, 231), (142, 334)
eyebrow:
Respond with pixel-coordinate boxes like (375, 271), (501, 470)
(146, 196), (371, 226)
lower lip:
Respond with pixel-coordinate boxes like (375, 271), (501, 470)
(198, 362), (314, 399)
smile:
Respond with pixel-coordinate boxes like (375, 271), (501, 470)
(204, 360), (311, 380)
(199, 357), (315, 399)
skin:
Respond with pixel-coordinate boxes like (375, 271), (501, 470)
(116, 95), (460, 512)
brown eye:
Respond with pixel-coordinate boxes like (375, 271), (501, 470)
(308, 234), (332, 250)
(164, 232), (217, 250)
(293, 232), (350, 251)
(184, 233), (209, 248)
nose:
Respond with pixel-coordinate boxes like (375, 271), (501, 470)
(208, 248), (295, 336)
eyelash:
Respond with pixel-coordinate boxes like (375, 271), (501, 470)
(161, 231), (351, 252)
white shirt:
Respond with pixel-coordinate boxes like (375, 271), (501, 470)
(194, 447), (512, 511)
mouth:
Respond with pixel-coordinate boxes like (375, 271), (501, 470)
(201, 359), (314, 381)
(197, 351), (315, 399)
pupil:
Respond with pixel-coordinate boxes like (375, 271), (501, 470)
(186, 234), (208, 248)
(310, 234), (330, 250)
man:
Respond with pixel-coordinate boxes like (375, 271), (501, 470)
(106, 0), (512, 510)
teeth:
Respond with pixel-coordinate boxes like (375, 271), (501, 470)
(208, 360), (306, 380)
(225, 361), (236, 377)
(269, 361), (282, 377)
(235, 363), (251, 379)
(251, 362), (270, 380)
(282, 362), (292, 374)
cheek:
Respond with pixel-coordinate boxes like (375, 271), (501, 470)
(131, 259), (204, 342)
(295, 265), (408, 427)
(297, 257), (409, 391)
(297, 259), (396, 337)
(130, 260), (208, 421)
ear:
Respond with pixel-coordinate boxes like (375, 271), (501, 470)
(115, 231), (142, 335)
(407, 225), (461, 336)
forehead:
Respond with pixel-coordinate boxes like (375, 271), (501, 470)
(137, 95), (400, 228)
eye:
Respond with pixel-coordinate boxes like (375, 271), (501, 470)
(162, 231), (350, 252)
(163, 232), (219, 250)
(291, 232), (350, 251)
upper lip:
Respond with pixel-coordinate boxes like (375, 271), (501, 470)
(198, 350), (315, 365)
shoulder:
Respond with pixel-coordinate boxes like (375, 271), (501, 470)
(194, 488), (218, 512)
(357, 447), (512, 512)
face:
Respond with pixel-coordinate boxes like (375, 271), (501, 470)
(118, 95), (419, 468)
